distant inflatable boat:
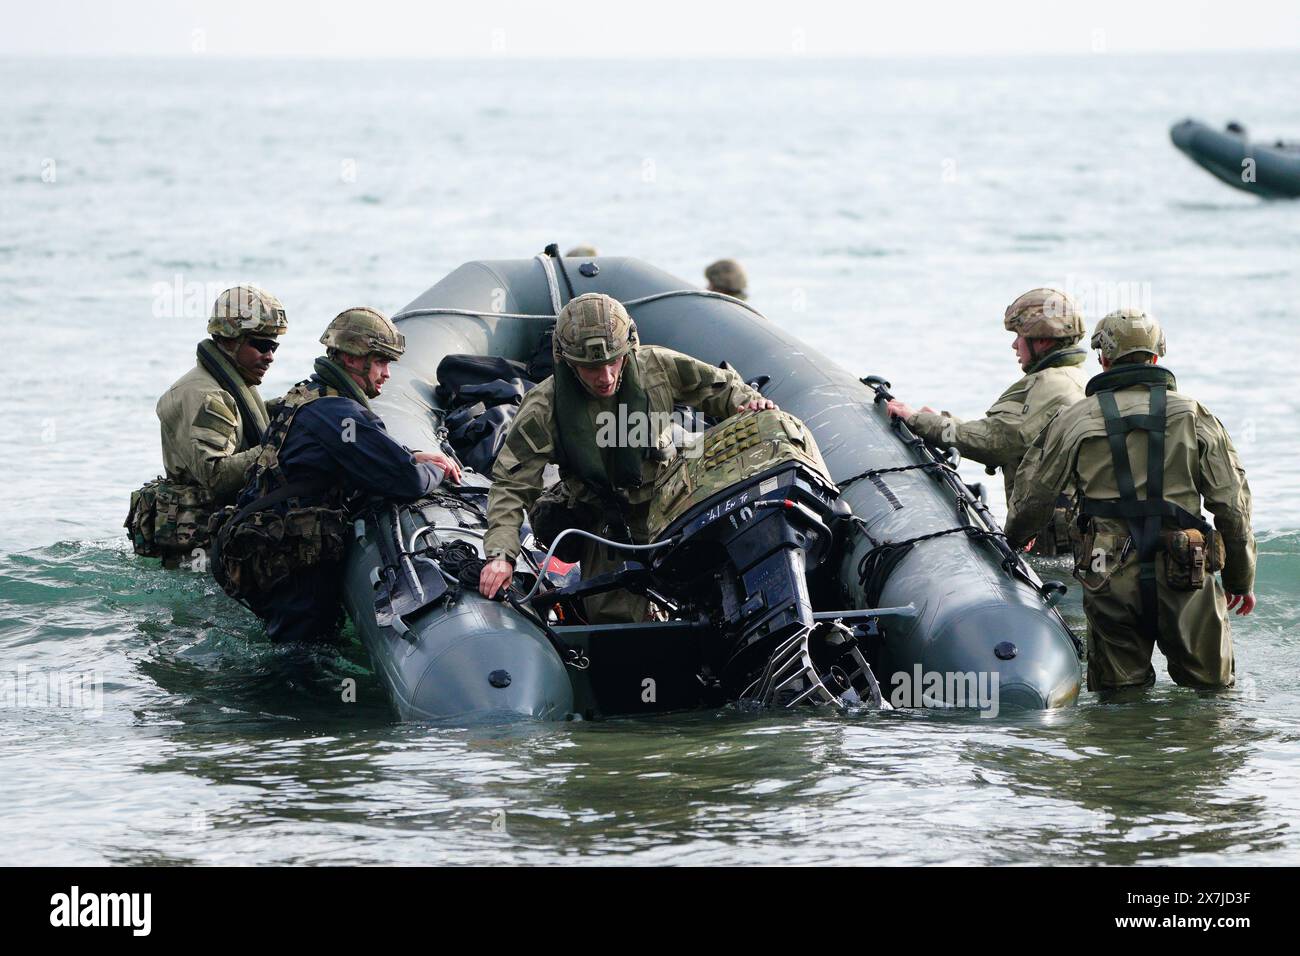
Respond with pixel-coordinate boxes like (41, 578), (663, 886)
(1170, 118), (1300, 199)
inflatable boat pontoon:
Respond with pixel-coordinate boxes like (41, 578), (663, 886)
(343, 251), (1083, 721)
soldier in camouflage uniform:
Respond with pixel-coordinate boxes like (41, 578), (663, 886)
(126, 285), (287, 567)
(478, 292), (774, 622)
(704, 259), (748, 300)
(886, 287), (1090, 554)
(1006, 310), (1256, 691)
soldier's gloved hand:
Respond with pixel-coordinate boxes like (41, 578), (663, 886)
(479, 558), (515, 599)
(1226, 592), (1256, 616)
(415, 450), (462, 484)
(737, 398), (779, 413)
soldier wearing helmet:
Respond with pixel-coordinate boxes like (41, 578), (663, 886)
(127, 285), (289, 567)
(704, 259), (748, 300)
(210, 307), (461, 643)
(885, 287), (1090, 554)
(1006, 310), (1256, 692)
(479, 292), (776, 622)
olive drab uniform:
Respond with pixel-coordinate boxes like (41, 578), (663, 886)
(907, 285), (1091, 556)
(484, 344), (764, 623)
(907, 347), (1088, 553)
(1005, 364), (1255, 690)
(126, 285), (286, 567)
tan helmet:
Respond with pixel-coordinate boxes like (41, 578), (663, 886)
(705, 258), (748, 299)
(207, 285), (288, 339)
(552, 293), (637, 367)
(1003, 288), (1085, 343)
(1091, 308), (1166, 362)
(319, 307), (405, 360)
(565, 244), (598, 258)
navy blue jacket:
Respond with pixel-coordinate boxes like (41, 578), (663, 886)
(238, 382), (442, 509)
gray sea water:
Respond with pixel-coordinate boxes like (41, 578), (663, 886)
(1, 54), (1298, 865)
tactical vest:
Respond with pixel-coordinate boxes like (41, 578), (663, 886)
(1076, 365), (1221, 638)
(209, 378), (349, 603)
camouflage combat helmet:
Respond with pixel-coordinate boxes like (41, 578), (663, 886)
(1003, 288), (1086, 343)
(552, 293), (638, 367)
(704, 258), (748, 299)
(565, 244), (599, 258)
(208, 285), (288, 339)
(319, 307), (405, 360)
(1091, 308), (1166, 362)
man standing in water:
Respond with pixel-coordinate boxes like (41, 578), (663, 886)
(886, 287), (1089, 554)
(127, 285), (287, 567)
(478, 292), (774, 622)
(213, 307), (460, 643)
(1005, 309), (1256, 691)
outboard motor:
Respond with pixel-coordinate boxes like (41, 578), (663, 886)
(646, 411), (885, 709)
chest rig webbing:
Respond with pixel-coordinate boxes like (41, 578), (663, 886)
(1077, 366), (1212, 639)
(243, 378), (343, 507)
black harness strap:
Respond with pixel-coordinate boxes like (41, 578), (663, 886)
(1083, 384), (1210, 641)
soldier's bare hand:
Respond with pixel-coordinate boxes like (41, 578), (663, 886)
(737, 398), (778, 413)
(1226, 592), (1256, 615)
(415, 451), (461, 484)
(479, 558), (514, 599)
(886, 399), (915, 420)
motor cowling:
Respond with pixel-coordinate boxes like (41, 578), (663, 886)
(647, 410), (848, 696)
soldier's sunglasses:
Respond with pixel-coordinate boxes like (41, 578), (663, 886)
(245, 336), (280, 354)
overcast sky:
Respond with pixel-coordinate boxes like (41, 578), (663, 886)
(5, 0), (1299, 57)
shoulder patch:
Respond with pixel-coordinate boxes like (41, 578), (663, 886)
(193, 393), (238, 434)
(519, 413), (553, 455)
(673, 355), (703, 391)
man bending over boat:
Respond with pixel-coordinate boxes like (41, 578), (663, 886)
(478, 292), (775, 622)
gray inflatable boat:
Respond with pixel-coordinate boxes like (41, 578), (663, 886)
(1171, 118), (1300, 199)
(343, 252), (1082, 721)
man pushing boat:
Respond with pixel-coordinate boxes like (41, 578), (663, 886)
(478, 292), (775, 622)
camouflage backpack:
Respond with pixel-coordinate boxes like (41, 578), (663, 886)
(125, 477), (216, 568)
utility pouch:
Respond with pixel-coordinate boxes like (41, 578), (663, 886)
(1030, 504), (1074, 557)
(1068, 519), (1094, 575)
(1071, 522), (1127, 594)
(125, 477), (214, 560)
(529, 484), (602, 562)
(212, 505), (347, 601)
(1162, 528), (1218, 591)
